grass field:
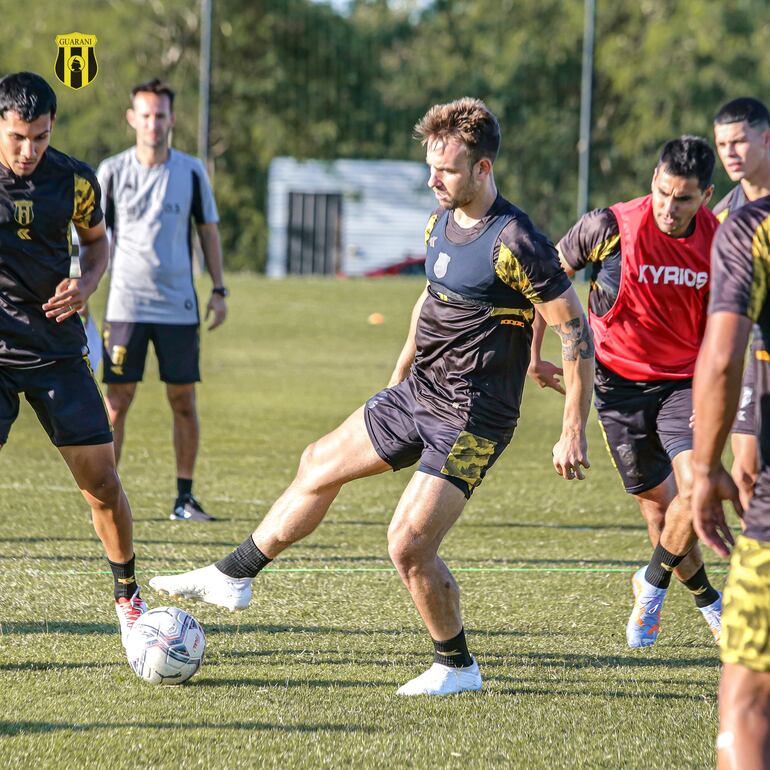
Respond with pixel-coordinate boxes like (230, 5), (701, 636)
(0, 275), (728, 768)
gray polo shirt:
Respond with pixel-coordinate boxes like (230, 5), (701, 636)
(97, 148), (219, 324)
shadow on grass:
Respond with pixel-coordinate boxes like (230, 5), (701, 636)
(192, 676), (375, 689)
(0, 621), (117, 636)
(491, 684), (712, 701)
(328, 519), (647, 532)
(0, 661), (117, 672)
(481, 651), (718, 669)
(0, 720), (376, 737)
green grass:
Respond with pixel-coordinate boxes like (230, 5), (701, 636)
(0, 275), (725, 768)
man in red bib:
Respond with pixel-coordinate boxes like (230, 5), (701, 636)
(535, 136), (721, 647)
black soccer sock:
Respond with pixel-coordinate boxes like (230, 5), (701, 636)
(681, 565), (720, 608)
(216, 535), (271, 579)
(176, 477), (193, 501)
(645, 544), (686, 589)
(433, 627), (473, 668)
(108, 554), (138, 601)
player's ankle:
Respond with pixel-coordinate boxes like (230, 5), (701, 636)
(215, 535), (271, 578)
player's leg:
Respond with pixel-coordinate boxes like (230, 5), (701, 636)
(388, 472), (483, 695)
(25, 357), (147, 646)
(594, 381), (680, 647)
(718, 665), (770, 770)
(154, 324), (210, 520)
(634, 474), (703, 582)
(150, 404), (393, 609)
(58, 442), (146, 646)
(717, 535), (770, 769)
(102, 321), (150, 465)
(104, 382), (137, 464)
(630, 383), (721, 647)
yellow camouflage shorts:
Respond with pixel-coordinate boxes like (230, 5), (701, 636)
(721, 536), (770, 671)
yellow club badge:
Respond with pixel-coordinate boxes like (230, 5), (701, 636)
(54, 32), (98, 90)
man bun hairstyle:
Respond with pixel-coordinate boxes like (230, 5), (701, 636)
(658, 135), (715, 191)
(0, 72), (57, 121)
(714, 97), (770, 129)
(414, 97), (501, 166)
(131, 78), (175, 111)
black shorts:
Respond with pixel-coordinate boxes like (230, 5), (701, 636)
(363, 378), (513, 498)
(732, 344), (757, 436)
(102, 322), (200, 384)
(0, 357), (112, 446)
(594, 361), (692, 495)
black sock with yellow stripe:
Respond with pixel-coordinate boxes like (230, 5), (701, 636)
(645, 544), (685, 589)
(681, 565), (720, 608)
(108, 554), (138, 600)
(433, 627), (473, 668)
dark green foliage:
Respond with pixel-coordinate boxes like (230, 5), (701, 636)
(1, 0), (768, 268)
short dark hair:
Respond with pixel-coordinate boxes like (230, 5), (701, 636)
(0, 72), (57, 121)
(131, 78), (175, 111)
(657, 135), (715, 191)
(714, 97), (770, 129)
(414, 98), (501, 165)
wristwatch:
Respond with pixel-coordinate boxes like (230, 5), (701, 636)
(212, 286), (229, 297)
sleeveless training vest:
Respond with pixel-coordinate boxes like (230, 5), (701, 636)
(425, 209), (527, 309)
(591, 194), (717, 381)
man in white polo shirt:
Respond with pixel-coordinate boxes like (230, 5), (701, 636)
(98, 78), (228, 522)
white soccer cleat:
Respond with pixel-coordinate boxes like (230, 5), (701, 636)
(115, 589), (148, 648)
(698, 592), (722, 643)
(149, 564), (252, 612)
(396, 657), (482, 696)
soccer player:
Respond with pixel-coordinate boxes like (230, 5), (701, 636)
(535, 136), (722, 647)
(97, 79), (226, 523)
(712, 98), (770, 511)
(690, 192), (770, 770)
(0, 72), (146, 645)
(151, 98), (595, 695)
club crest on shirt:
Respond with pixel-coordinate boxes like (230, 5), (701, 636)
(434, 251), (451, 279)
(13, 200), (33, 226)
(54, 33), (98, 90)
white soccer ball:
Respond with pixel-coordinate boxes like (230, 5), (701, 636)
(125, 606), (206, 685)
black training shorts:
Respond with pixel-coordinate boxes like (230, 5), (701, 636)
(0, 357), (112, 446)
(102, 322), (201, 384)
(594, 361), (692, 495)
(363, 377), (513, 498)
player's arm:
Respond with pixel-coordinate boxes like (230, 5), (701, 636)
(529, 210), (596, 394)
(197, 222), (227, 331)
(43, 220), (109, 323)
(535, 284), (594, 480)
(528, 246), (576, 395)
(691, 311), (750, 555)
(388, 284), (428, 387)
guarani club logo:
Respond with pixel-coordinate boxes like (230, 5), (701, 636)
(54, 32), (98, 90)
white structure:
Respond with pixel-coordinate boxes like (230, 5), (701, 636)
(267, 157), (435, 277)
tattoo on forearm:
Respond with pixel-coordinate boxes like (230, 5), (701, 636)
(549, 317), (594, 361)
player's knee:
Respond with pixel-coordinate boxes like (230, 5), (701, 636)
(296, 441), (332, 489)
(387, 530), (427, 574)
(167, 389), (196, 418)
(83, 467), (123, 509)
(107, 389), (134, 416)
(722, 678), (770, 724)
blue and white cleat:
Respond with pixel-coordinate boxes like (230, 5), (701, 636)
(698, 592), (722, 643)
(626, 567), (667, 648)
